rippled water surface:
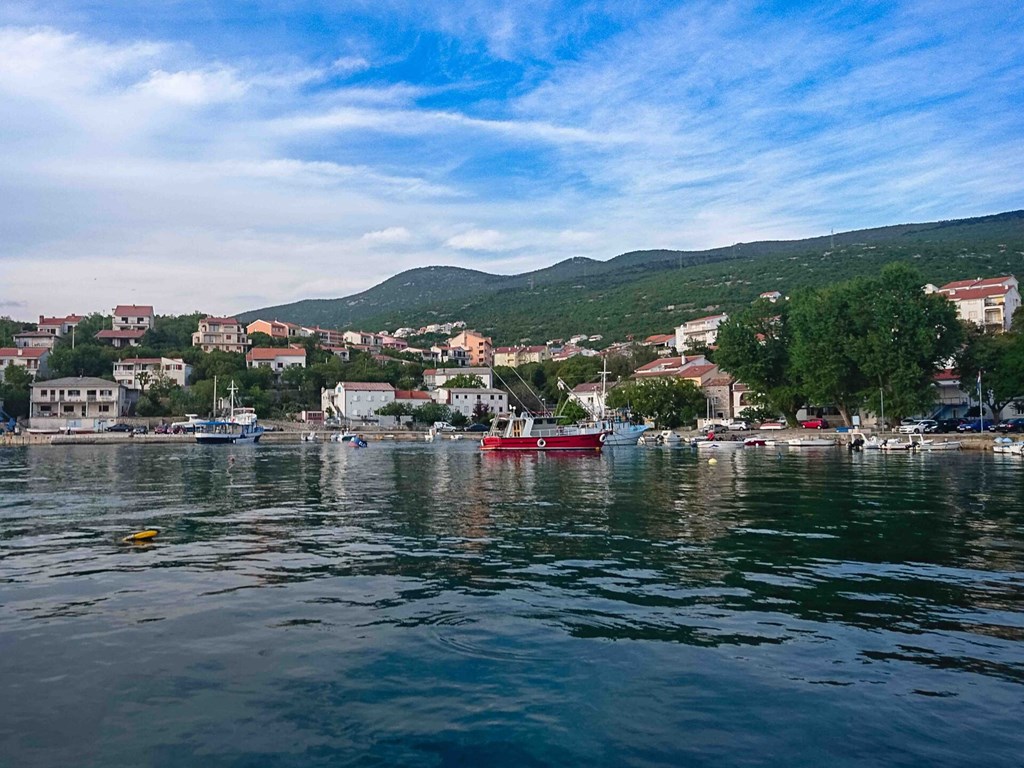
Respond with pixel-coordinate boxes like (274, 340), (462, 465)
(1, 442), (1023, 767)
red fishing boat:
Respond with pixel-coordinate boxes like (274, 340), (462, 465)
(480, 411), (607, 452)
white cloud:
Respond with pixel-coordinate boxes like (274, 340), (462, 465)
(361, 226), (412, 244)
(445, 229), (507, 252)
(135, 68), (248, 105)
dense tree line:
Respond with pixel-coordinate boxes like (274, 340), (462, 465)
(716, 264), (965, 426)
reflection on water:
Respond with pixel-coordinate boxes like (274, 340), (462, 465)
(1, 443), (1022, 767)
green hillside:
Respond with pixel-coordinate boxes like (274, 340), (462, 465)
(241, 210), (1024, 342)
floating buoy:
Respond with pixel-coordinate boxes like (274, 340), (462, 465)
(708, 457), (718, 465)
(122, 529), (159, 543)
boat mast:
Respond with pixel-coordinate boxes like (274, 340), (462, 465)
(227, 380), (238, 418)
(212, 375), (217, 418)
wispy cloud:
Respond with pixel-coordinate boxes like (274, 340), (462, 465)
(1, 0), (1022, 319)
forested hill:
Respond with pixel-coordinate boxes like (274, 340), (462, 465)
(240, 210), (1024, 342)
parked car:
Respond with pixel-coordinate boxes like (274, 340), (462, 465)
(898, 419), (938, 434)
(464, 423), (489, 432)
(725, 420), (751, 431)
(105, 423), (133, 432)
(994, 417), (1024, 433)
(433, 421), (457, 432)
(800, 418), (829, 430)
(935, 418), (967, 433)
(154, 423), (170, 434)
(957, 419), (996, 433)
(132, 425), (148, 435)
(759, 421), (785, 430)
(701, 423), (729, 434)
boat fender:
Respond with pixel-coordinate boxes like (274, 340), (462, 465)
(537, 438), (546, 448)
(599, 433), (606, 443)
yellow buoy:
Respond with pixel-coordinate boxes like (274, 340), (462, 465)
(122, 529), (159, 543)
(708, 457), (718, 465)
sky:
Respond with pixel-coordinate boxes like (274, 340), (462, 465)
(2, 0), (1023, 320)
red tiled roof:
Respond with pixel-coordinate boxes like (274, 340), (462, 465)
(96, 329), (146, 339)
(934, 370), (959, 381)
(0, 347), (48, 358)
(201, 316), (241, 324)
(118, 358), (163, 364)
(14, 331), (55, 338)
(113, 305), (154, 316)
(339, 381), (394, 391)
(943, 285), (1012, 300)
(682, 364), (717, 378)
(644, 333), (675, 344)
(246, 347), (306, 361)
(394, 389), (431, 400)
(704, 376), (733, 387)
(940, 275), (1014, 291)
(685, 313), (727, 324)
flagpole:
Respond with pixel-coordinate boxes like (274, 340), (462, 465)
(978, 370), (984, 432)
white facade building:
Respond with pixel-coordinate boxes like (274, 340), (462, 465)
(434, 387), (508, 419)
(192, 317), (250, 353)
(423, 367), (493, 389)
(30, 376), (130, 430)
(930, 275), (1020, 332)
(321, 382), (396, 421)
(675, 313), (728, 351)
(245, 347), (307, 376)
(112, 357), (191, 390)
(0, 347), (49, 380)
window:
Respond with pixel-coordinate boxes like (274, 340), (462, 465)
(99, 405), (110, 413)
(63, 405), (74, 413)
(68, 389), (80, 396)
(87, 390), (96, 396)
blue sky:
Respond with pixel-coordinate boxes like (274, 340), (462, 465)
(2, 0), (1023, 318)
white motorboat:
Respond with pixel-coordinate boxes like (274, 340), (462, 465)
(695, 437), (744, 449)
(556, 366), (649, 446)
(908, 434), (961, 451)
(846, 430), (884, 450)
(878, 437), (912, 451)
(991, 437), (1024, 454)
(787, 437), (837, 448)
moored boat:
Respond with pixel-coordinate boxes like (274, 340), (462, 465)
(908, 434), (962, 451)
(480, 412), (606, 452)
(787, 437), (837, 448)
(195, 382), (264, 445)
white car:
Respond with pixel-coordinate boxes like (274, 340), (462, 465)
(898, 419), (937, 434)
(433, 421), (457, 432)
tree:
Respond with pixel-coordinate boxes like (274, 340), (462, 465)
(955, 325), (1024, 418)
(376, 401), (413, 418)
(555, 398), (589, 425)
(605, 377), (705, 428)
(442, 373), (484, 388)
(850, 264), (963, 424)
(715, 299), (804, 425)
(0, 364), (34, 417)
(789, 283), (871, 426)
(412, 402), (453, 425)
(471, 401), (493, 424)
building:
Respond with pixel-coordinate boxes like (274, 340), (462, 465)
(448, 330), (493, 367)
(702, 376), (734, 422)
(632, 355), (709, 379)
(323, 345), (351, 362)
(320, 381), (395, 422)
(571, 382), (608, 416)
(37, 314), (84, 338)
(303, 326), (346, 346)
(435, 387), (508, 419)
(13, 331), (59, 350)
(642, 333), (676, 351)
(423, 367), (494, 389)
(246, 319), (301, 340)
(113, 357), (191, 390)
(0, 347), (50, 380)
(30, 376), (131, 430)
(759, 291), (783, 302)
(675, 314), (728, 351)
(493, 345), (549, 367)
(245, 347), (307, 376)
(192, 317), (250, 353)
(112, 305), (155, 332)
(394, 389), (433, 410)
(342, 330), (383, 348)
(95, 329), (147, 348)
(930, 275), (1020, 332)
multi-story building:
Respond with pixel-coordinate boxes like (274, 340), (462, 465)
(492, 345), (549, 367)
(37, 314), (84, 338)
(434, 387), (508, 419)
(0, 347), (50, 380)
(112, 305), (155, 332)
(632, 355), (709, 379)
(320, 382), (395, 422)
(192, 317), (250, 353)
(245, 347), (307, 376)
(95, 329), (147, 348)
(113, 357), (191, 390)
(759, 290), (783, 302)
(342, 330), (383, 348)
(930, 275), (1020, 332)
(423, 367), (494, 389)
(675, 313), (728, 351)
(448, 329), (493, 366)
(303, 326), (347, 346)
(30, 376), (130, 430)
(246, 319), (302, 340)
(13, 331), (59, 350)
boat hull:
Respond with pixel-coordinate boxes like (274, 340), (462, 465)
(480, 433), (604, 451)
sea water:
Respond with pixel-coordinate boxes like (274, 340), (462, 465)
(1, 442), (1021, 767)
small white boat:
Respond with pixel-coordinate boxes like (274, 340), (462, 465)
(301, 431), (319, 442)
(639, 430), (682, 446)
(787, 437), (837, 448)
(909, 434), (961, 451)
(878, 437), (912, 451)
(331, 432), (358, 443)
(846, 430), (884, 450)
(696, 437), (744, 449)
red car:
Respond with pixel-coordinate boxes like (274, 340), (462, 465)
(800, 418), (829, 430)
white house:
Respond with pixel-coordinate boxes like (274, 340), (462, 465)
(0, 347), (50, 380)
(112, 304), (155, 332)
(423, 367), (494, 389)
(245, 347), (307, 376)
(321, 382), (395, 422)
(30, 376), (131, 430)
(675, 313), (728, 351)
(113, 357), (191, 390)
(192, 317), (249, 353)
(434, 387), (508, 419)
(37, 314), (83, 338)
(14, 331), (59, 350)
(929, 275), (1020, 332)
